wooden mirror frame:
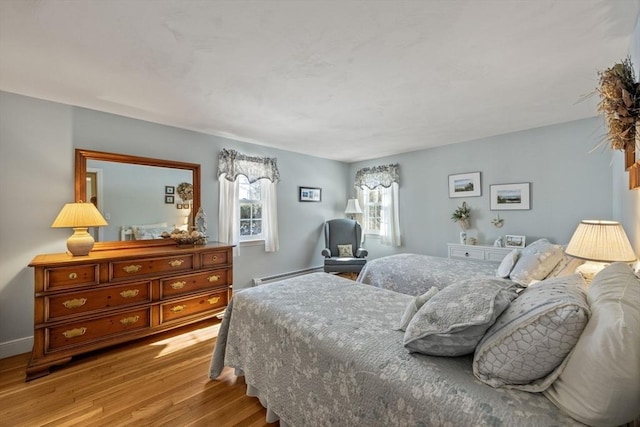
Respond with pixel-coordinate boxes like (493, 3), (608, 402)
(75, 149), (201, 250)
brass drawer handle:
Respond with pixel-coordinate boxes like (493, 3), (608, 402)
(170, 305), (186, 313)
(207, 296), (221, 305)
(211, 255), (218, 261)
(169, 260), (185, 267)
(120, 316), (140, 325)
(120, 289), (140, 298)
(62, 327), (87, 338)
(170, 281), (186, 290)
(123, 265), (142, 273)
(68, 272), (78, 280)
(62, 298), (87, 309)
(208, 275), (220, 283)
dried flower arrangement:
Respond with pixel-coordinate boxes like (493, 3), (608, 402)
(451, 201), (471, 230)
(596, 58), (639, 152)
(176, 182), (193, 201)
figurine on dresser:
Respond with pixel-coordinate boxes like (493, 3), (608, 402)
(494, 236), (503, 247)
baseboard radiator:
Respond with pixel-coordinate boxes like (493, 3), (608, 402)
(253, 266), (324, 285)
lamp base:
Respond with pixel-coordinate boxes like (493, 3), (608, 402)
(576, 261), (608, 285)
(66, 227), (95, 256)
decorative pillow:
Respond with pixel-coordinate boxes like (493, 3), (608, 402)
(545, 253), (585, 279)
(509, 239), (564, 286)
(392, 287), (438, 331)
(473, 274), (589, 392)
(337, 244), (353, 257)
(132, 222), (169, 240)
(544, 263), (640, 427)
(496, 249), (520, 278)
(403, 278), (518, 356)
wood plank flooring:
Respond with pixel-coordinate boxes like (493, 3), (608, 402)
(0, 319), (277, 427)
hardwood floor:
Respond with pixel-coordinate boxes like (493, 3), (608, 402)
(0, 319), (277, 427)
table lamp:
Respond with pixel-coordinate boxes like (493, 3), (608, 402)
(565, 220), (637, 282)
(345, 198), (362, 220)
(51, 202), (108, 256)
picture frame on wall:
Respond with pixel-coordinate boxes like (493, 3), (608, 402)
(299, 186), (322, 202)
(490, 182), (531, 210)
(505, 234), (526, 248)
(165, 195), (174, 204)
(165, 185), (175, 195)
(448, 172), (481, 198)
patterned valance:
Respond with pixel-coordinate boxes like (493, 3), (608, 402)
(354, 164), (400, 189)
(217, 148), (280, 183)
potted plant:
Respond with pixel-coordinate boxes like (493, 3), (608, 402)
(451, 201), (471, 230)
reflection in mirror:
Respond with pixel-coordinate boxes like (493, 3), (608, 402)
(75, 149), (201, 250)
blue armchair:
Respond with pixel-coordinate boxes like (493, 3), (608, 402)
(321, 219), (368, 274)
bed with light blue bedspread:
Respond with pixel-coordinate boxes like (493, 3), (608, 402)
(357, 253), (500, 295)
(209, 273), (581, 426)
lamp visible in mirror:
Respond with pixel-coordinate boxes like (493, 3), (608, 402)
(345, 198), (362, 220)
(565, 220), (637, 282)
(51, 202), (108, 256)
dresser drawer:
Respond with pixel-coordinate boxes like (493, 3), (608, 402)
(449, 247), (485, 260)
(160, 269), (229, 298)
(110, 255), (193, 280)
(160, 290), (228, 324)
(200, 250), (229, 268)
(45, 308), (150, 352)
(46, 281), (152, 321)
(486, 250), (509, 262)
(45, 265), (99, 290)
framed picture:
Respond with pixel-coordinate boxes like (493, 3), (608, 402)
(165, 195), (174, 204)
(165, 185), (175, 195)
(505, 235), (526, 248)
(299, 186), (322, 202)
(176, 203), (183, 209)
(448, 172), (481, 198)
(490, 182), (531, 210)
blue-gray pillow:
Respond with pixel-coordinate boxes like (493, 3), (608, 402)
(509, 239), (564, 286)
(473, 274), (589, 392)
(404, 278), (519, 356)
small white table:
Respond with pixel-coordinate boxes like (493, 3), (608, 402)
(447, 243), (512, 262)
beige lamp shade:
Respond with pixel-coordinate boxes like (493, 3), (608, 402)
(345, 198), (363, 215)
(565, 220), (636, 263)
(51, 202), (108, 256)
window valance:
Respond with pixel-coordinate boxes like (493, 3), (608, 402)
(354, 164), (400, 189)
(218, 148), (280, 183)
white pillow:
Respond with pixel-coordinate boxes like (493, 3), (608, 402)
(509, 239), (564, 286)
(543, 263), (640, 426)
(132, 222), (169, 240)
(496, 249), (520, 278)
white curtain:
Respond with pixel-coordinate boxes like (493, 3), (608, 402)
(379, 182), (401, 246)
(217, 149), (280, 254)
(218, 173), (240, 256)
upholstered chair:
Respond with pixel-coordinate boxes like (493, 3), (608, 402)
(321, 219), (368, 274)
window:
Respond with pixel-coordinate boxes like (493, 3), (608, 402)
(239, 175), (263, 240)
(361, 187), (383, 234)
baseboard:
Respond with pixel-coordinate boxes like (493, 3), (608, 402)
(0, 336), (33, 359)
(253, 266), (324, 285)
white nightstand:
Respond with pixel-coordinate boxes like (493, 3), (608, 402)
(447, 243), (512, 262)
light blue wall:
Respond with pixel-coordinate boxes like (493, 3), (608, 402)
(0, 91), (347, 357)
(350, 117), (613, 259)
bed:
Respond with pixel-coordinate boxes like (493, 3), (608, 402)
(209, 246), (640, 427)
(209, 273), (583, 426)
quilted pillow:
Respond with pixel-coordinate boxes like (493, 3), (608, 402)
(544, 263), (640, 427)
(509, 239), (564, 286)
(337, 244), (353, 257)
(496, 249), (520, 278)
(392, 287), (438, 331)
(404, 278), (518, 356)
(473, 274), (589, 392)
(545, 253), (585, 279)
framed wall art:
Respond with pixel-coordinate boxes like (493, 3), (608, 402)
(490, 182), (530, 210)
(165, 195), (174, 204)
(505, 235), (526, 248)
(448, 172), (481, 198)
(299, 186), (322, 202)
(165, 185), (175, 195)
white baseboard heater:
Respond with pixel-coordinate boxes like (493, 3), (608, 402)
(253, 266), (323, 285)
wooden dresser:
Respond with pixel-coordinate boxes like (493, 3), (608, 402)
(27, 242), (233, 380)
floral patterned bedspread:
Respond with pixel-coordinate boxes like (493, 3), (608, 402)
(209, 273), (582, 427)
(358, 253), (501, 295)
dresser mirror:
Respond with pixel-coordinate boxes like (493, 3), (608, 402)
(75, 149), (201, 250)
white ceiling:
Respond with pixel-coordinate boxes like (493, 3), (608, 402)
(1, 1), (638, 162)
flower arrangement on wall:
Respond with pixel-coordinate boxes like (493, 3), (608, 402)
(451, 201), (471, 230)
(596, 58), (639, 153)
